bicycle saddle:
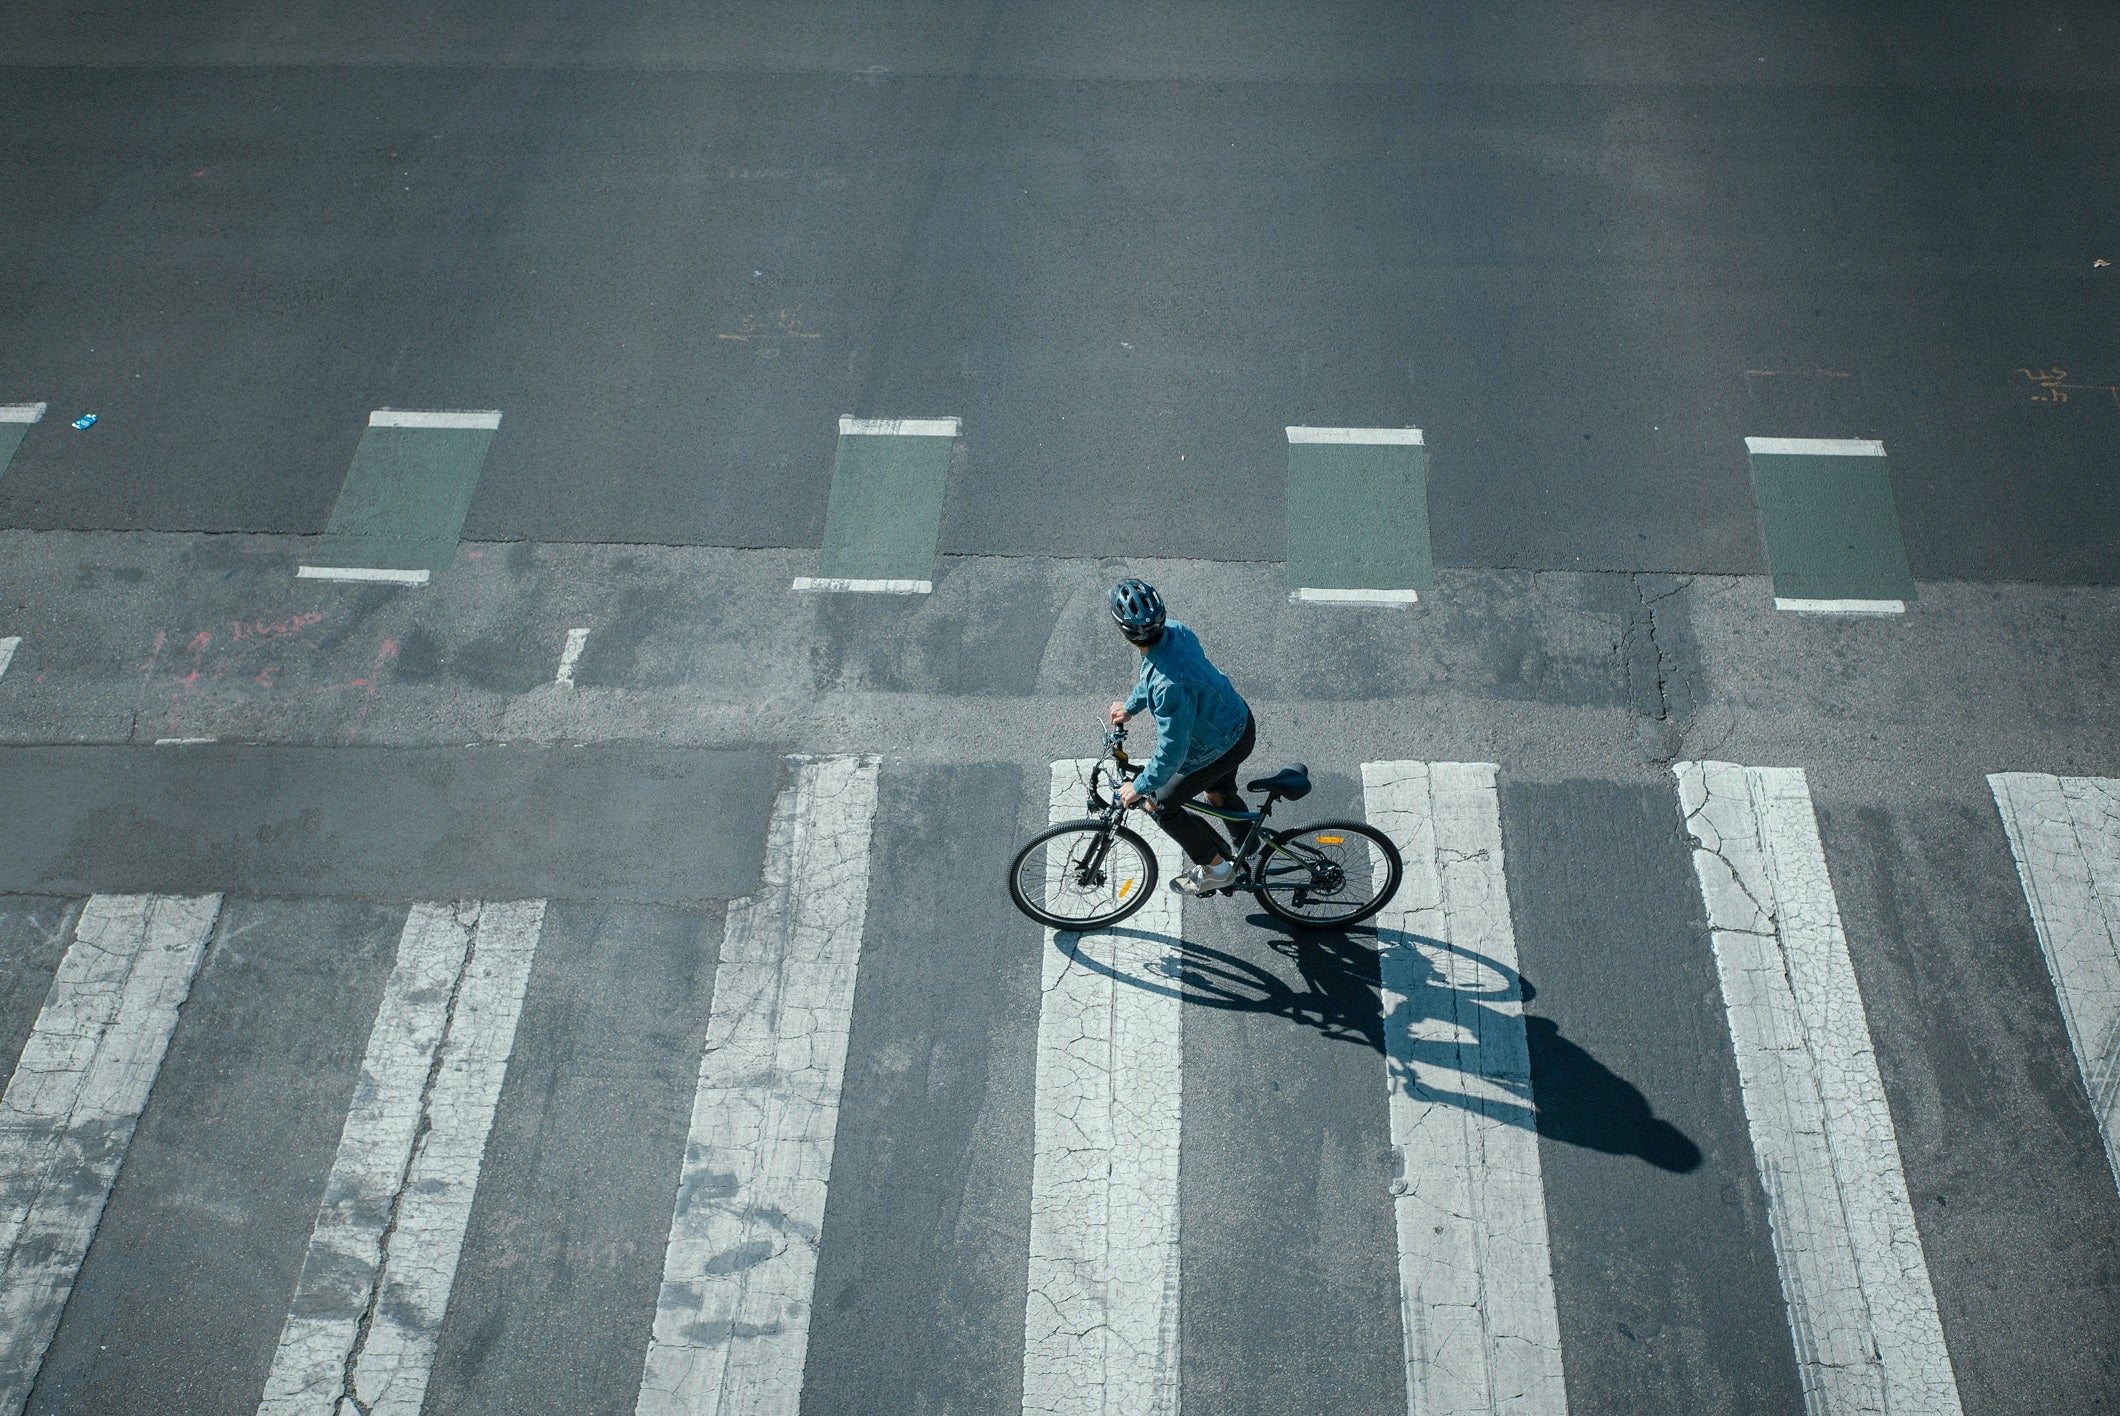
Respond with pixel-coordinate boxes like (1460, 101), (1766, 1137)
(1246, 764), (1311, 800)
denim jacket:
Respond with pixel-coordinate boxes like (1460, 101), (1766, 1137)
(1122, 619), (1250, 796)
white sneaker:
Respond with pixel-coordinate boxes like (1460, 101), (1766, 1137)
(1170, 860), (1236, 896)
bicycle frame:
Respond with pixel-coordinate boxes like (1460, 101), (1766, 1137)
(1084, 728), (1331, 897)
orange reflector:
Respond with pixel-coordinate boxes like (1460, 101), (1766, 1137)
(1316, 835), (1345, 844)
(1118, 878), (1136, 899)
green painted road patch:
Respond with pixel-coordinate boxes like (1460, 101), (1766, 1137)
(1745, 437), (1915, 608)
(0, 404), (46, 488)
(299, 410), (501, 583)
(1285, 427), (1433, 599)
(801, 416), (959, 591)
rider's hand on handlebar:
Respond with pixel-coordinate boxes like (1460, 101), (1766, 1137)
(1117, 781), (1149, 810)
(1107, 701), (1131, 727)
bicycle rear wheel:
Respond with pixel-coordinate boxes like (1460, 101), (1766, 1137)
(1253, 820), (1402, 929)
(1008, 819), (1160, 931)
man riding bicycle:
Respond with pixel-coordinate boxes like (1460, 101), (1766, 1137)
(1105, 579), (1256, 897)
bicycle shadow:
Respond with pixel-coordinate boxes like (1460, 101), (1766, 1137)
(1053, 921), (1700, 1174)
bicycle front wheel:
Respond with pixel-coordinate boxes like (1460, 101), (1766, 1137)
(1008, 820), (1160, 931)
(1254, 820), (1403, 929)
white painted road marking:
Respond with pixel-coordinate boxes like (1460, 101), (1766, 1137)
(153, 736), (216, 745)
(1290, 587), (1420, 605)
(367, 409), (504, 430)
(257, 898), (546, 1416)
(1989, 773), (2120, 1192)
(790, 576), (934, 595)
(1675, 762), (1963, 1416)
(636, 755), (881, 1416)
(1773, 597), (1907, 615)
(1285, 426), (1425, 445)
(0, 894), (222, 1416)
(1361, 762), (1568, 1416)
(295, 565), (432, 585)
(556, 627), (591, 685)
(836, 416), (960, 438)
(0, 405), (45, 424)
(1744, 436), (1887, 457)
(0, 638), (17, 680)
(1022, 761), (1185, 1416)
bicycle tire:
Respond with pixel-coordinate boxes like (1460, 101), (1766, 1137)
(1008, 819), (1160, 931)
(1253, 819), (1403, 930)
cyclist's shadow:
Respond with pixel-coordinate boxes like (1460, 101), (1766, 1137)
(1054, 921), (1700, 1173)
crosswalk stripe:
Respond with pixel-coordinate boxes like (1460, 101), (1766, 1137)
(1674, 762), (1963, 1415)
(1022, 761), (1185, 1416)
(0, 893), (222, 1416)
(635, 755), (882, 1416)
(1360, 762), (1569, 1416)
(257, 898), (546, 1416)
(1989, 772), (2120, 1191)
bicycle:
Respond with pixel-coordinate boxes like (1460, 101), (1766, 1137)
(1007, 725), (1403, 932)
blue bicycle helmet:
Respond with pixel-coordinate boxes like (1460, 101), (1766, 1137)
(1109, 578), (1167, 644)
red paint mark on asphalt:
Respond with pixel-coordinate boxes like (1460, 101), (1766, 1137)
(231, 611), (322, 641)
(185, 630), (213, 654)
(255, 666), (280, 688)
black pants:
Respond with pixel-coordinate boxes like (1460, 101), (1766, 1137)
(1150, 714), (1256, 866)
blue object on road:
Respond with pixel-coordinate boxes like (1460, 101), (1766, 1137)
(71, 413), (97, 429)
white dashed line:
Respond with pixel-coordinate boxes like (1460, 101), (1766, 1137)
(636, 755), (881, 1416)
(1361, 761), (1569, 1416)
(1289, 588), (1420, 606)
(1743, 436), (1886, 457)
(555, 627), (591, 685)
(367, 409), (504, 430)
(790, 577), (934, 595)
(836, 416), (960, 438)
(1021, 761), (1185, 1416)
(257, 899), (546, 1416)
(153, 737), (216, 745)
(295, 566), (432, 585)
(0, 638), (17, 680)
(1674, 762), (1964, 1416)
(1773, 597), (1907, 615)
(0, 894), (223, 1416)
(1284, 426), (1425, 445)
(0, 405), (45, 425)
(1989, 773), (2120, 1193)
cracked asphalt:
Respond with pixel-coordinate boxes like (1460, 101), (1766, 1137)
(2, 2), (2118, 1413)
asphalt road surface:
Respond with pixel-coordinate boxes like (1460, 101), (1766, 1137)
(1, 4), (2117, 1415)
